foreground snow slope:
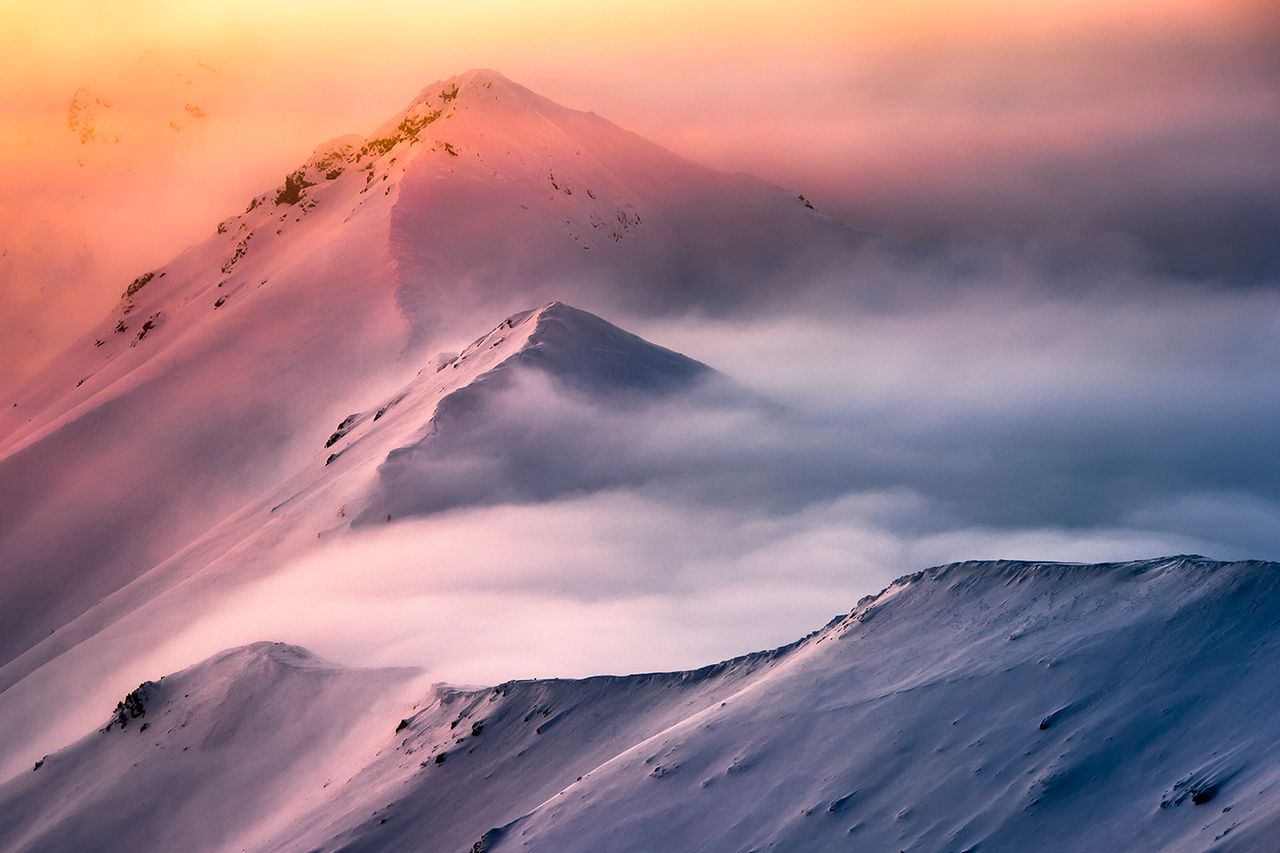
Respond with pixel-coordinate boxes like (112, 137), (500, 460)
(0, 644), (422, 853)
(4, 557), (1277, 852)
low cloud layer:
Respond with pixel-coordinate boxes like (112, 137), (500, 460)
(150, 281), (1279, 684)
(162, 490), (1221, 687)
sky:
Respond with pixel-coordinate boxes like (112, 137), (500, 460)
(1, 0), (1277, 383)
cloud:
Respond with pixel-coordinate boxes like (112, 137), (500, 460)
(157, 488), (1224, 687)
(639, 283), (1280, 534)
(5, 257), (1270, 782)
(145, 279), (1278, 685)
(363, 282), (1280, 543)
(732, 5), (1280, 285)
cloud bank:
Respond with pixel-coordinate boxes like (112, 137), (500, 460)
(148, 280), (1279, 684)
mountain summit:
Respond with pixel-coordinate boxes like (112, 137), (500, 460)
(0, 69), (855, 673)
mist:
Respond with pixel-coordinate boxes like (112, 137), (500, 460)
(136, 277), (1280, 685)
(3, 0), (1277, 792)
(4, 0), (1276, 387)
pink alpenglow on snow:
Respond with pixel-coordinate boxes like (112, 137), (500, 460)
(0, 44), (1276, 853)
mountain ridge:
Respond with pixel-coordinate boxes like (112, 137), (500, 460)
(1, 66), (853, 671)
(3, 556), (1277, 852)
(0, 300), (726, 781)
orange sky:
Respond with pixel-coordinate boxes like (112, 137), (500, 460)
(0, 0), (1273, 384)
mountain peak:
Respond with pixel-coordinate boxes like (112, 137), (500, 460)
(833, 554), (1247, 640)
(413, 67), (516, 96)
(455, 67), (517, 87)
(505, 301), (713, 394)
(340, 301), (716, 523)
(393, 67), (547, 130)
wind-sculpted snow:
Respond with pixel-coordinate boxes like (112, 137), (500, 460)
(481, 556), (1280, 853)
(3, 557), (1278, 852)
(0, 643), (422, 852)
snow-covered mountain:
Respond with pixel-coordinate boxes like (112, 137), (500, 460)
(1, 72), (786, 794)
(1, 67), (846, 671)
(0, 300), (720, 781)
(2, 67), (1270, 853)
(0, 643), (423, 853)
(4, 557), (1277, 852)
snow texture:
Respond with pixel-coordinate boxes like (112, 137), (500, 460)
(3, 557), (1278, 852)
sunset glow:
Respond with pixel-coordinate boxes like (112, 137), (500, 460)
(1, 4), (1278, 848)
(3, 0), (1275, 381)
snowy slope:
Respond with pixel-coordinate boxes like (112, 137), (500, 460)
(0, 644), (423, 852)
(3, 557), (1277, 852)
(482, 556), (1280, 853)
(0, 302), (719, 781)
(0, 67), (851, 671)
(379, 69), (861, 336)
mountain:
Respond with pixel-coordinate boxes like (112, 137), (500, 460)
(347, 300), (716, 522)
(3, 557), (1277, 852)
(6, 66), (1264, 853)
(0, 643), (423, 853)
(0, 301), (720, 781)
(0, 67), (847, 673)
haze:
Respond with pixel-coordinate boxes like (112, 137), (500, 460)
(3, 0), (1277, 383)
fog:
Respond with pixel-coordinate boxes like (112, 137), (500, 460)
(144, 279), (1279, 684)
